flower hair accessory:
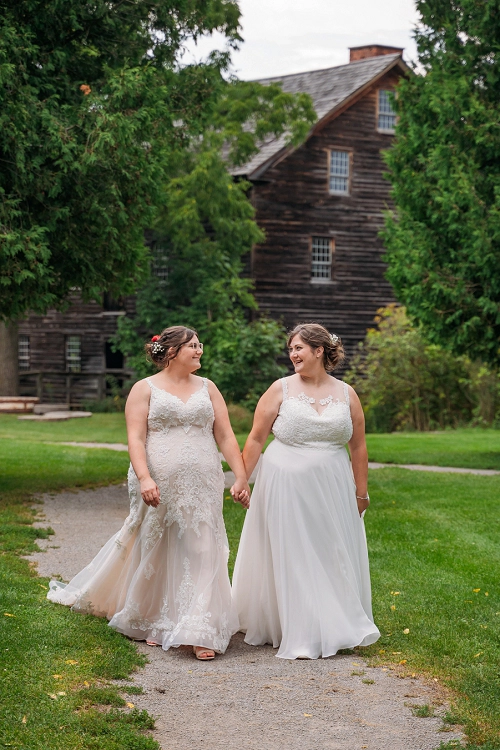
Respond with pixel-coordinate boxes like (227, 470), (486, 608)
(151, 335), (165, 354)
(330, 333), (339, 344)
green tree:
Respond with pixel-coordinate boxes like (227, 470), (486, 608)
(383, 0), (500, 366)
(0, 0), (314, 393)
(114, 142), (289, 408)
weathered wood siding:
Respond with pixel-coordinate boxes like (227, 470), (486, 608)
(18, 294), (135, 404)
(250, 69), (400, 358)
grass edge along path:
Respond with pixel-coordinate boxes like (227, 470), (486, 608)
(2, 434), (500, 748)
(223, 468), (500, 749)
(363, 468), (500, 750)
(0, 443), (159, 750)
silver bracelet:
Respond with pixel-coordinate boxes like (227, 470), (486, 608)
(356, 494), (370, 501)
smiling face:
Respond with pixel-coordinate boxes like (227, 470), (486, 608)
(168, 335), (203, 372)
(288, 334), (324, 375)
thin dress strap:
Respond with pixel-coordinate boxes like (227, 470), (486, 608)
(342, 380), (350, 406)
(281, 377), (289, 400)
(202, 377), (208, 389)
(146, 377), (154, 390)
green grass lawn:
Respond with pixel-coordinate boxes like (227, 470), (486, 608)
(0, 439), (156, 749)
(366, 429), (500, 470)
(223, 469), (500, 748)
(0, 412), (127, 444)
(2, 414), (500, 747)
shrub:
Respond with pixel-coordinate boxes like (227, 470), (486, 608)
(345, 305), (500, 432)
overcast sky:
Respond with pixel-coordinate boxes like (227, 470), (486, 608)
(186, 0), (420, 80)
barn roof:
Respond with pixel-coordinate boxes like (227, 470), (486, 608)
(232, 53), (408, 180)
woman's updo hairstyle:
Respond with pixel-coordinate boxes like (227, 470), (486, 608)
(145, 326), (198, 369)
(287, 323), (345, 372)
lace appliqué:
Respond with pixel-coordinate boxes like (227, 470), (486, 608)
(143, 563), (155, 580)
(144, 510), (163, 550)
(113, 558), (231, 651)
(273, 378), (353, 448)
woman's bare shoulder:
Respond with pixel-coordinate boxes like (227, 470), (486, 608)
(127, 378), (152, 400)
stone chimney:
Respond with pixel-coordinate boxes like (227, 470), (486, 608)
(349, 45), (404, 63)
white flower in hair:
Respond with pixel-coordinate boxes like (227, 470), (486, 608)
(330, 333), (339, 344)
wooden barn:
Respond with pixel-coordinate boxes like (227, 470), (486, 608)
(17, 45), (408, 404)
(235, 44), (409, 349)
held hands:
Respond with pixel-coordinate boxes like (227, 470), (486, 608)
(230, 478), (251, 509)
(140, 477), (161, 508)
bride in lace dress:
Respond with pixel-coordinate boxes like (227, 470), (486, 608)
(48, 326), (250, 660)
(232, 323), (380, 660)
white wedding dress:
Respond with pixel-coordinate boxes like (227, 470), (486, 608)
(48, 377), (237, 653)
(232, 377), (380, 659)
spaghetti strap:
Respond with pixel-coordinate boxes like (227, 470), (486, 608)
(281, 377), (289, 400)
(342, 380), (350, 406)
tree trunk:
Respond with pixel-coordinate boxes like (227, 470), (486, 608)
(0, 320), (19, 396)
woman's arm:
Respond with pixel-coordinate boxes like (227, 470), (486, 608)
(125, 380), (160, 508)
(208, 381), (251, 508)
(242, 380), (283, 478)
(347, 385), (369, 517)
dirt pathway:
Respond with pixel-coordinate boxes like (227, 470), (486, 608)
(28, 486), (464, 750)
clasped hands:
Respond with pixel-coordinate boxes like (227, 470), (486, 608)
(139, 476), (250, 510)
(230, 477), (251, 509)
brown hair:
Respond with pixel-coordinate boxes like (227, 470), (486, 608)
(145, 325), (197, 369)
(287, 323), (345, 372)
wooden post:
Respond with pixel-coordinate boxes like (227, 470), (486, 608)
(0, 321), (19, 396)
(66, 375), (72, 407)
(36, 372), (43, 402)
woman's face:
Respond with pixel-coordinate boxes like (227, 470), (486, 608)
(288, 335), (323, 374)
(169, 336), (203, 372)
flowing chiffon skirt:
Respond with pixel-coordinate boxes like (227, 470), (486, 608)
(232, 439), (380, 659)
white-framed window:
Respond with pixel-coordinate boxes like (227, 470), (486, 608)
(329, 150), (351, 195)
(18, 335), (30, 371)
(66, 335), (81, 373)
(378, 90), (397, 132)
(311, 237), (333, 282)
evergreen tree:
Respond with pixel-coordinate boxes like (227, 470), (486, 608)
(384, 0), (500, 366)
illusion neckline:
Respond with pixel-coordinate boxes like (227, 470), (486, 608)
(148, 378), (206, 405)
(288, 392), (348, 417)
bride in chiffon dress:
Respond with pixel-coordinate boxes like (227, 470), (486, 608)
(48, 326), (249, 659)
(232, 323), (380, 660)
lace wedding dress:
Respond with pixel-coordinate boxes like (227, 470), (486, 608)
(232, 377), (380, 659)
(48, 377), (237, 653)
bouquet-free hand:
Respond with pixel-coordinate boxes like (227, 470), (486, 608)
(140, 477), (160, 508)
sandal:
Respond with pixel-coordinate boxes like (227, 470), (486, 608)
(193, 645), (215, 660)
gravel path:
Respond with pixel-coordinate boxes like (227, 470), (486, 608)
(28, 485), (464, 750)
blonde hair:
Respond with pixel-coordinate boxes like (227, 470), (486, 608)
(287, 323), (345, 372)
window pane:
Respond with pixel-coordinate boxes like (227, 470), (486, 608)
(378, 90), (396, 131)
(329, 151), (350, 194)
(66, 335), (81, 373)
(330, 151), (349, 176)
(311, 237), (332, 280)
(18, 335), (30, 371)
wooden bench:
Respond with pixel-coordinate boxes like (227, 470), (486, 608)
(0, 397), (40, 413)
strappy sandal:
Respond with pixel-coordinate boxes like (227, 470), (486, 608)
(193, 645), (215, 660)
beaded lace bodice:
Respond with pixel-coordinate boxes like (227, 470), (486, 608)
(127, 377), (225, 547)
(272, 377), (353, 449)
